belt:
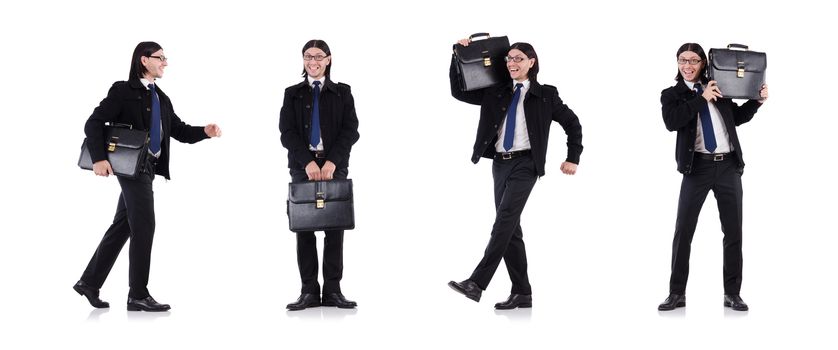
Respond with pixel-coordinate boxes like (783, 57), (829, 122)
(695, 152), (732, 161)
(310, 150), (326, 159)
(495, 149), (531, 160)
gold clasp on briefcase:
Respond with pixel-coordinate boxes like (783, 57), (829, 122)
(737, 61), (745, 78)
(316, 192), (325, 209)
(483, 50), (491, 67)
(108, 137), (119, 152)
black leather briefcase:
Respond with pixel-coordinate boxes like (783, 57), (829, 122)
(287, 179), (355, 232)
(708, 44), (766, 100)
(453, 33), (510, 91)
(78, 124), (149, 178)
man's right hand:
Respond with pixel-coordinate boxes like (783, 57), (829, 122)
(93, 160), (114, 177)
(305, 161), (322, 181)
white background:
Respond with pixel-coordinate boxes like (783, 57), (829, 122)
(1, 0), (835, 348)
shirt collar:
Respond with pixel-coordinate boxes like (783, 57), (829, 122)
(141, 78), (155, 90)
(308, 76), (326, 88)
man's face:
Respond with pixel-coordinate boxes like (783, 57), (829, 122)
(142, 49), (167, 80)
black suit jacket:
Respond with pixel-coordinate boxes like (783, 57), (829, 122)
(279, 79), (360, 170)
(661, 80), (762, 174)
(84, 78), (209, 180)
(449, 57), (583, 177)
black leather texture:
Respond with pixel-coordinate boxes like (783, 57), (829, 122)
(287, 179), (355, 232)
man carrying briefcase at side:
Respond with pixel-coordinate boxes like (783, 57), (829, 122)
(279, 39), (360, 311)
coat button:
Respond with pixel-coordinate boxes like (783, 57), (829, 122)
(304, 125), (309, 129)
(493, 124), (498, 128)
(501, 107), (506, 111)
(146, 107), (151, 111)
(306, 105), (310, 109)
(484, 141), (488, 144)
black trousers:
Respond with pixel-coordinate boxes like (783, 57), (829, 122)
(669, 155), (744, 295)
(81, 157), (156, 299)
(469, 154), (536, 295)
(289, 163), (349, 295)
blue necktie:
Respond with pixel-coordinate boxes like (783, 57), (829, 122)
(694, 85), (717, 153)
(503, 83), (524, 151)
(148, 84), (161, 155)
(310, 81), (321, 148)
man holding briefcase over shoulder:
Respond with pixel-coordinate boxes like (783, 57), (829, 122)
(658, 43), (768, 312)
(75, 41), (221, 312)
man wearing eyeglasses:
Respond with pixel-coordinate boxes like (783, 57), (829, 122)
(447, 38), (582, 309)
(74, 41), (222, 312)
(658, 43), (768, 312)
(280, 39), (360, 311)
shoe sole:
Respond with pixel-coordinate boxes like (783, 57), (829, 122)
(723, 302), (748, 311)
(658, 302), (686, 311)
(322, 302), (357, 308)
(127, 305), (171, 312)
(287, 303), (321, 311)
(447, 282), (480, 302)
(495, 303), (532, 310)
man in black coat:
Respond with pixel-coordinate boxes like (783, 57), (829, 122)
(448, 40), (582, 309)
(658, 43), (768, 312)
(74, 42), (221, 312)
(279, 40), (360, 311)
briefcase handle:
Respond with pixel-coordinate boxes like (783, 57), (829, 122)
(727, 43), (749, 50)
(469, 33), (491, 42)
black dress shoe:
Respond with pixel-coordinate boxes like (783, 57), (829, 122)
(724, 294), (749, 311)
(287, 293), (321, 311)
(448, 280), (482, 302)
(322, 293), (357, 308)
(495, 294), (532, 309)
(658, 294), (686, 311)
(73, 280), (109, 309)
(127, 296), (171, 312)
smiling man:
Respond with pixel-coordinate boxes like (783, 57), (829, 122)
(658, 43), (768, 312)
(279, 39), (360, 311)
(74, 41), (222, 312)
(447, 38), (583, 309)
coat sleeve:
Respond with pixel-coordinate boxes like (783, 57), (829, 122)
(279, 88), (315, 168)
(168, 107), (209, 144)
(661, 87), (705, 132)
(84, 82), (123, 163)
(326, 85), (360, 166)
(550, 88), (583, 164)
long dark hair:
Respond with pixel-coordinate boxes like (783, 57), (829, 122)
(129, 41), (163, 80)
(510, 42), (539, 82)
(674, 42), (708, 83)
(301, 39), (332, 78)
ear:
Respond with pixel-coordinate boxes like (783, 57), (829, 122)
(140, 56), (149, 66)
(529, 58), (535, 69)
(324, 56), (331, 66)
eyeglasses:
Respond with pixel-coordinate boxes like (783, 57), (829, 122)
(504, 56), (528, 63)
(677, 58), (702, 65)
(303, 55), (329, 61)
(148, 55), (168, 62)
